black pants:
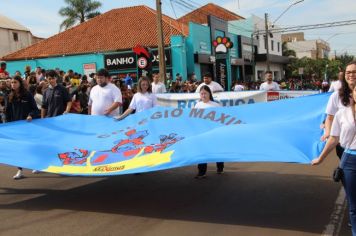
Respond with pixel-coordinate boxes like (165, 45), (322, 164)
(197, 162), (224, 175)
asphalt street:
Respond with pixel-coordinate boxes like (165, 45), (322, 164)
(0, 152), (351, 236)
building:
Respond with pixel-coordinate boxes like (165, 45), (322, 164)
(282, 32), (330, 59)
(0, 14), (43, 58)
(231, 15), (289, 81)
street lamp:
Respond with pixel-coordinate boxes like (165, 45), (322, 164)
(265, 0), (304, 71)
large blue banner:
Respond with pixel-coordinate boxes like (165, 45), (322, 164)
(0, 93), (329, 176)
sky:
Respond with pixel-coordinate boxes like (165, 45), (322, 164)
(0, 0), (355, 56)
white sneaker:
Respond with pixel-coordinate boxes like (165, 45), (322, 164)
(32, 170), (40, 174)
(13, 170), (24, 180)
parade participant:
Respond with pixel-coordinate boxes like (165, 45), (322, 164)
(0, 62), (9, 79)
(233, 80), (245, 91)
(329, 70), (344, 92)
(88, 68), (122, 117)
(195, 72), (224, 93)
(5, 76), (39, 179)
(151, 73), (167, 94)
(259, 71), (280, 91)
(322, 61), (356, 158)
(194, 85), (224, 178)
(311, 84), (356, 235)
(115, 77), (156, 121)
(41, 70), (72, 118)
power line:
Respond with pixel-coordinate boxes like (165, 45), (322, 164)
(267, 19), (356, 34)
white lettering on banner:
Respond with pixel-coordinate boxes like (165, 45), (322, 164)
(107, 57), (135, 66)
(156, 91), (319, 108)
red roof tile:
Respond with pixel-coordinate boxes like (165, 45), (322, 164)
(2, 5), (189, 61)
(178, 3), (244, 25)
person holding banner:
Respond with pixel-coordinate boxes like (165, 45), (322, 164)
(259, 71), (280, 91)
(5, 76), (39, 179)
(194, 85), (224, 179)
(322, 61), (356, 158)
(115, 77), (157, 121)
(195, 72), (224, 93)
(312, 84), (356, 234)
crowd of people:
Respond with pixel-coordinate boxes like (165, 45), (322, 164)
(0, 60), (355, 234)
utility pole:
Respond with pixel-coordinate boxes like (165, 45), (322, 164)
(156, 0), (167, 83)
(265, 13), (270, 71)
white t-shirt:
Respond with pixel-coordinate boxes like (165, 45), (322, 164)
(328, 80), (342, 93)
(233, 84), (245, 91)
(129, 92), (157, 113)
(330, 107), (356, 149)
(195, 81), (224, 93)
(88, 83), (122, 116)
(194, 100), (221, 109)
(259, 81), (280, 91)
(34, 93), (43, 110)
(325, 91), (348, 116)
(152, 82), (167, 94)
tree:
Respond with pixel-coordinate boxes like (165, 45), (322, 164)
(59, 0), (102, 31)
(282, 42), (296, 57)
(335, 53), (355, 68)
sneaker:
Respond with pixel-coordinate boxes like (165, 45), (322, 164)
(13, 170), (24, 180)
(348, 221), (352, 227)
(195, 174), (206, 179)
(32, 170), (40, 174)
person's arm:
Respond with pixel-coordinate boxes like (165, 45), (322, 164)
(104, 102), (120, 116)
(64, 101), (72, 114)
(321, 114), (334, 141)
(41, 108), (46, 118)
(311, 136), (339, 165)
(115, 108), (134, 120)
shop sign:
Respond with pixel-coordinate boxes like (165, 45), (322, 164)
(104, 53), (136, 70)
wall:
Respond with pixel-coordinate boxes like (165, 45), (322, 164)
(6, 53), (104, 75)
(0, 28), (32, 57)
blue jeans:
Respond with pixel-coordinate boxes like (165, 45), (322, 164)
(342, 150), (356, 236)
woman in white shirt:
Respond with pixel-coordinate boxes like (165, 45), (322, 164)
(322, 61), (356, 159)
(312, 84), (356, 234)
(115, 77), (157, 120)
(194, 85), (224, 179)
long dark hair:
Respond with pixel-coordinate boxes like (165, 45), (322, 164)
(339, 61), (356, 106)
(199, 85), (214, 101)
(9, 76), (27, 103)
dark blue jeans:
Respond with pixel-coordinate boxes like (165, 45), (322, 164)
(342, 150), (356, 236)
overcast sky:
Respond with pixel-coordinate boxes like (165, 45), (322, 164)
(1, 0), (355, 55)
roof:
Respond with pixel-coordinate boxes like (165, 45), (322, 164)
(0, 14), (30, 32)
(178, 3), (244, 25)
(2, 5), (188, 61)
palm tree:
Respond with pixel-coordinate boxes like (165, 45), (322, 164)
(59, 0), (102, 31)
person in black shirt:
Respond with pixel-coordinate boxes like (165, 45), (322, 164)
(6, 76), (39, 179)
(41, 70), (71, 118)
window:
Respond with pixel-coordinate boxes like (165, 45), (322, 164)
(13, 32), (18, 42)
(277, 42), (280, 52)
(271, 40), (274, 51)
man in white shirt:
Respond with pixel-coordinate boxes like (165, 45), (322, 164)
(259, 71), (280, 91)
(88, 69), (122, 117)
(195, 72), (224, 93)
(233, 81), (245, 91)
(151, 73), (167, 94)
(328, 71), (344, 92)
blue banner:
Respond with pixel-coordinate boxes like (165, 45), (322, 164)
(0, 93), (329, 176)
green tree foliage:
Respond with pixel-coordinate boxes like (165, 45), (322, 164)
(59, 0), (102, 31)
(335, 53), (355, 68)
